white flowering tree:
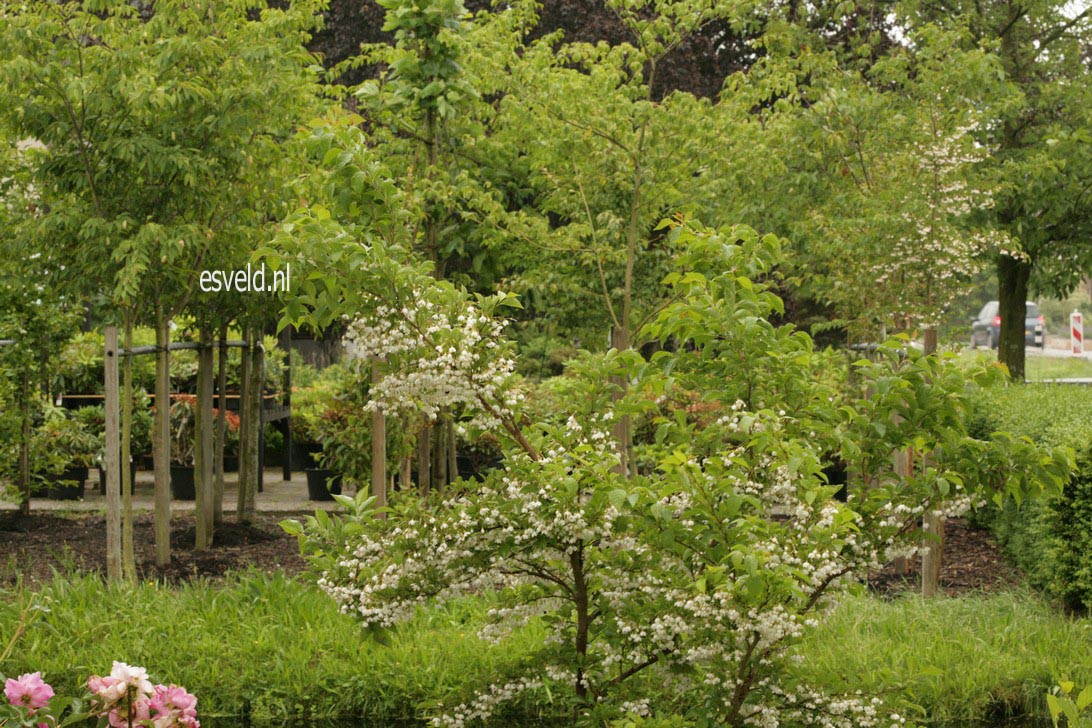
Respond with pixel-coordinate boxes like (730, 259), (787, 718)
(800, 27), (1011, 344)
(285, 220), (1068, 726)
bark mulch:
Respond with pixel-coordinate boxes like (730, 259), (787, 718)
(0, 511), (307, 587)
(869, 517), (1021, 596)
(1, 511), (1019, 595)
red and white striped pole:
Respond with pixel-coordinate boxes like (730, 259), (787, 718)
(1071, 309), (1083, 356)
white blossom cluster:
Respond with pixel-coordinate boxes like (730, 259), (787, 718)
(342, 290), (520, 427)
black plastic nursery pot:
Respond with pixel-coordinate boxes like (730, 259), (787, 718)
(170, 465), (196, 500)
(291, 441), (322, 470)
(305, 468), (342, 501)
(98, 461), (138, 495)
(46, 466), (88, 500)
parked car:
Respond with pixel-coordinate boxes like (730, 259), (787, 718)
(970, 300), (1045, 349)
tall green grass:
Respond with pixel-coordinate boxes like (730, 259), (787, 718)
(796, 591), (1092, 723)
(4, 575), (1089, 724)
(0, 572), (546, 721)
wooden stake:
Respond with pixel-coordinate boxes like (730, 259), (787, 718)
(196, 328), (215, 549)
(214, 325), (227, 526)
(153, 311), (172, 567)
(104, 326), (122, 582)
(371, 360), (386, 518)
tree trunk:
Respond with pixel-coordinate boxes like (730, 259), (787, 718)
(153, 310), (172, 567)
(433, 415), (448, 490)
(371, 360), (386, 518)
(237, 328), (250, 520)
(919, 331), (943, 596)
(570, 544), (589, 702)
(609, 327), (631, 477)
(104, 326), (122, 582)
(17, 372), (29, 517)
(921, 511), (944, 597)
(237, 330), (260, 523)
(195, 327), (215, 550)
(417, 426), (431, 497)
(121, 318), (135, 580)
(400, 456), (412, 492)
(214, 326), (227, 527)
(447, 417), (458, 482)
(998, 255), (1030, 382)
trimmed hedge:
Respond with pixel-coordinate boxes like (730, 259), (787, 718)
(970, 383), (1092, 612)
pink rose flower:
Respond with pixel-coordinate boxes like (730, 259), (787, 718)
(4, 671), (54, 710)
(150, 684), (200, 728)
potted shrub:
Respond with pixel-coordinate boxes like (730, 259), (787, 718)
(291, 367), (345, 499)
(29, 406), (99, 500)
(168, 395), (197, 500)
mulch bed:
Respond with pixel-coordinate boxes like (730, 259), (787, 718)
(0, 511), (308, 587)
(1, 510), (1017, 595)
(869, 517), (1021, 596)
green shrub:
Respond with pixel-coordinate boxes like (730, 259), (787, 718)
(972, 383), (1092, 611)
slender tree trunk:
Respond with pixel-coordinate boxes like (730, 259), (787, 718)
(433, 415), (447, 490)
(214, 326), (227, 527)
(17, 372), (29, 517)
(447, 417), (458, 482)
(609, 327), (631, 476)
(400, 456), (412, 492)
(195, 327), (215, 550)
(237, 329), (250, 520)
(417, 426), (431, 497)
(371, 360), (386, 518)
(104, 326), (122, 582)
(998, 255), (1030, 382)
(570, 544), (589, 702)
(121, 318), (135, 580)
(921, 510), (944, 597)
(920, 330), (944, 597)
(237, 330), (260, 523)
(153, 309), (172, 567)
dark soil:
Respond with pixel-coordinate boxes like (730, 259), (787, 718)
(869, 517), (1021, 596)
(0, 511), (307, 587)
(0, 511), (1017, 594)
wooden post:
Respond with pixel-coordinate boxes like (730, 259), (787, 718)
(17, 372), (29, 517)
(237, 330), (260, 523)
(237, 329), (250, 520)
(104, 326), (122, 582)
(121, 320), (135, 580)
(371, 360), (386, 518)
(214, 326), (227, 527)
(195, 328), (215, 550)
(153, 311), (172, 567)
(281, 327), (292, 482)
(920, 328), (942, 597)
(922, 510), (944, 597)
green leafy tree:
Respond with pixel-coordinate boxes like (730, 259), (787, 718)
(286, 220), (1069, 725)
(0, 0), (329, 568)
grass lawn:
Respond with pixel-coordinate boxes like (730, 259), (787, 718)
(3, 574), (1089, 724)
(959, 347), (1092, 381)
(796, 591), (1092, 724)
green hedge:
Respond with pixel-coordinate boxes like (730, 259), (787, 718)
(971, 383), (1092, 612)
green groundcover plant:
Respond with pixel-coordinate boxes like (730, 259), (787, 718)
(286, 219), (1070, 727)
